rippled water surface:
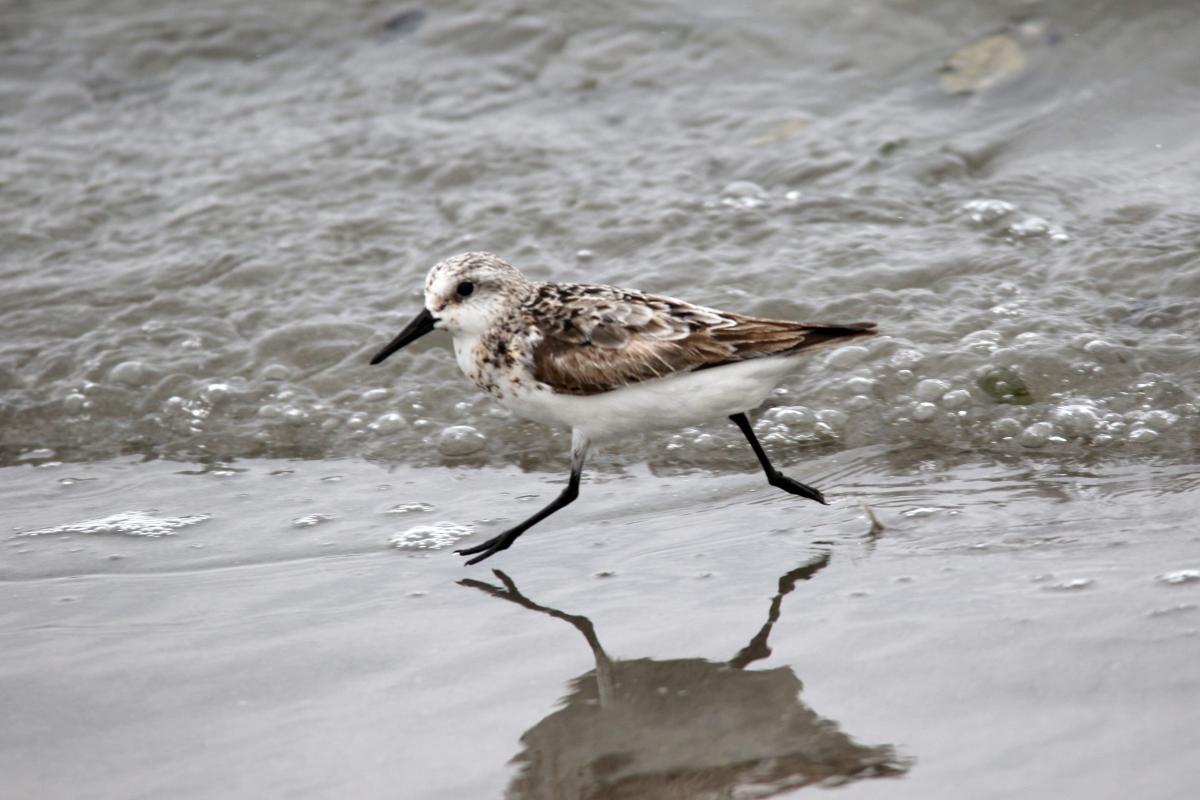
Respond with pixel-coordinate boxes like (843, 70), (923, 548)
(3, 0), (1199, 798)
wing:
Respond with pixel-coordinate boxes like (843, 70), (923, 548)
(528, 283), (875, 395)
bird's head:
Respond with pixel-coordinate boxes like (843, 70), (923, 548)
(370, 252), (529, 365)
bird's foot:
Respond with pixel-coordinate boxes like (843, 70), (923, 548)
(769, 472), (827, 505)
(455, 531), (516, 565)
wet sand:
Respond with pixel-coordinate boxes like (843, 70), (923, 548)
(4, 450), (1198, 798)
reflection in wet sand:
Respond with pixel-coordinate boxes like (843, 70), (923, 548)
(461, 556), (910, 799)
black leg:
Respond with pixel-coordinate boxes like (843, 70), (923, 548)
(729, 412), (827, 505)
(456, 434), (589, 565)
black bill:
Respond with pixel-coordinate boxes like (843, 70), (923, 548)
(369, 308), (437, 365)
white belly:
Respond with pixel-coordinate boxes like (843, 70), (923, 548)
(502, 356), (801, 442)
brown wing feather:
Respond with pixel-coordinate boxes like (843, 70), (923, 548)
(528, 284), (875, 395)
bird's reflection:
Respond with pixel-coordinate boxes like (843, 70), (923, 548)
(460, 555), (910, 799)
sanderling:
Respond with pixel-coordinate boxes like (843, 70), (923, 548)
(370, 252), (875, 565)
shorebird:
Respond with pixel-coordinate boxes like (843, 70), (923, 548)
(370, 252), (875, 565)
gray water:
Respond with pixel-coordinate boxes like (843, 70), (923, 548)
(3, 1), (1200, 798)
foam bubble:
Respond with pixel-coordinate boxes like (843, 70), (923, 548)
(18, 511), (211, 538)
(961, 198), (1016, 224)
(390, 522), (474, 550)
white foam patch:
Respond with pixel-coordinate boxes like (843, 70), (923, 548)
(389, 522), (474, 550)
(18, 511), (211, 538)
(1156, 569), (1200, 586)
(290, 513), (331, 528)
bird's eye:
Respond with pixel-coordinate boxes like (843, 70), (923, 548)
(456, 281), (475, 298)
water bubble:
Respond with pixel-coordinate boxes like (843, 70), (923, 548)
(1141, 410), (1178, 431)
(110, 361), (148, 386)
(961, 329), (1002, 353)
(202, 383), (232, 403)
(719, 181), (768, 209)
(889, 349), (924, 369)
(977, 368), (1033, 405)
(63, 393), (86, 413)
(912, 402), (939, 422)
(770, 407), (815, 426)
(261, 364), (290, 381)
(1083, 338), (1118, 360)
(847, 394), (874, 411)
(914, 378), (951, 402)
(941, 389), (972, 409)
(1019, 421), (1055, 447)
(1050, 403), (1101, 436)
(825, 346), (870, 369)
(1127, 427), (1159, 444)
(438, 425), (486, 456)
(362, 388), (389, 402)
(370, 412), (407, 433)
(845, 376), (876, 394)
(816, 409), (848, 428)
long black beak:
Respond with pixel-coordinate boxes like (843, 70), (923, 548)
(370, 308), (438, 365)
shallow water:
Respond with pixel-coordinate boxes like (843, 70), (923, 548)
(4, 452), (1199, 798)
(3, 0), (1200, 798)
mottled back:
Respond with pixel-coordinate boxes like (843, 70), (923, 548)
(526, 283), (875, 395)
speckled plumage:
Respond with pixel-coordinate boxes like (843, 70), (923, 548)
(371, 251), (877, 565)
(421, 252), (875, 408)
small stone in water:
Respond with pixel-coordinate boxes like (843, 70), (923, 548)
(940, 34), (1025, 94)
